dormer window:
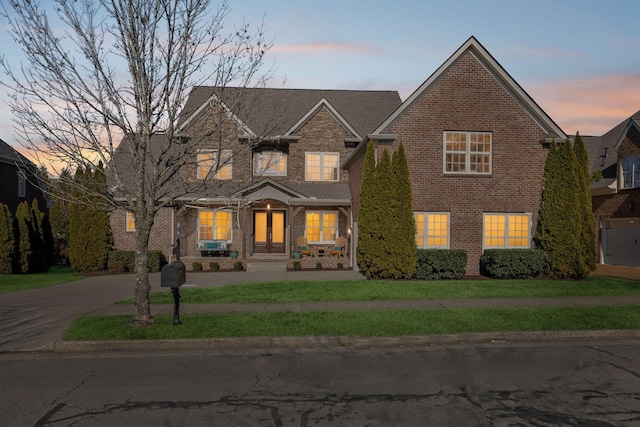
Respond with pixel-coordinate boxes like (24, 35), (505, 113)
(254, 151), (287, 176)
(622, 155), (640, 189)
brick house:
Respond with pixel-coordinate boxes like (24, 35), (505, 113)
(111, 36), (565, 274)
(110, 88), (401, 269)
(344, 36), (566, 275)
(0, 138), (48, 214)
(586, 110), (640, 267)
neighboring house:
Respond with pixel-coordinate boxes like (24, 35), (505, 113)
(110, 88), (402, 267)
(344, 36), (566, 275)
(0, 138), (48, 214)
(111, 36), (566, 275)
(586, 110), (640, 267)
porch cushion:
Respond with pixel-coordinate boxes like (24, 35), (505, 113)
(300, 246), (307, 250)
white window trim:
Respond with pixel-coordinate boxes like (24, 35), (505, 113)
(125, 212), (136, 232)
(17, 171), (26, 198)
(306, 210), (338, 244)
(305, 152), (340, 182)
(443, 131), (492, 175)
(415, 212), (450, 249)
(197, 209), (233, 243)
(255, 151), (287, 176)
(621, 155), (640, 189)
(197, 149), (233, 180)
(482, 213), (532, 249)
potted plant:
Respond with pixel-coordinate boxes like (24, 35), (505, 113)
(293, 251), (302, 259)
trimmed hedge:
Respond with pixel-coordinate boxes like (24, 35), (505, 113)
(480, 249), (545, 279)
(413, 249), (466, 280)
(108, 250), (167, 273)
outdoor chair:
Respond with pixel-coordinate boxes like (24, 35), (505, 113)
(296, 235), (314, 258)
(328, 236), (348, 258)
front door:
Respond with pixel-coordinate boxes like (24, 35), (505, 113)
(253, 210), (286, 254)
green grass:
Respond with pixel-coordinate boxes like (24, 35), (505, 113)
(64, 305), (640, 340)
(135, 276), (640, 305)
(0, 266), (85, 294)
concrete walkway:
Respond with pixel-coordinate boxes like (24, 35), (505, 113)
(2, 262), (640, 353)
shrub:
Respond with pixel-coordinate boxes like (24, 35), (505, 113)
(209, 262), (219, 272)
(480, 249), (545, 279)
(413, 249), (466, 280)
(293, 261), (301, 271)
(337, 262), (344, 269)
(107, 250), (166, 272)
(233, 261), (243, 271)
(316, 261), (322, 269)
(192, 262), (202, 271)
(0, 203), (15, 274)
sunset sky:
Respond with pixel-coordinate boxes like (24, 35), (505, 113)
(1, 0), (639, 152)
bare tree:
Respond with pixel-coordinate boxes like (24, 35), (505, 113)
(1, 0), (271, 324)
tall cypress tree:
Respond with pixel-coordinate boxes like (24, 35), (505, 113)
(15, 200), (35, 274)
(573, 133), (596, 274)
(391, 142), (417, 278)
(356, 141), (381, 278)
(562, 137), (585, 278)
(373, 149), (394, 278)
(0, 203), (16, 274)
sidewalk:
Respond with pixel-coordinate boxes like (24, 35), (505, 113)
(3, 263), (640, 353)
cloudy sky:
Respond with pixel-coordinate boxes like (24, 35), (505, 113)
(1, 0), (639, 151)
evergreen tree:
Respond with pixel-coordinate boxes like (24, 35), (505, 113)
(49, 168), (72, 265)
(391, 143), (417, 278)
(356, 141), (382, 278)
(14, 200), (35, 273)
(373, 149), (394, 278)
(31, 198), (53, 272)
(69, 166), (113, 272)
(0, 203), (16, 274)
(562, 137), (586, 278)
(573, 133), (597, 274)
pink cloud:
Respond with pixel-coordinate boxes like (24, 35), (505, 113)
(272, 42), (382, 55)
(528, 73), (640, 136)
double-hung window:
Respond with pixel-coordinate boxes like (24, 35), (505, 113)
(622, 155), (640, 189)
(444, 131), (491, 174)
(197, 150), (232, 180)
(306, 152), (339, 181)
(306, 211), (337, 243)
(199, 210), (232, 241)
(254, 151), (287, 176)
(125, 212), (136, 232)
(17, 171), (26, 198)
(483, 213), (531, 249)
(414, 212), (450, 248)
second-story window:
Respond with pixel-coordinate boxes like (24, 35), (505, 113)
(622, 155), (640, 189)
(443, 131), (491, 175)
(17, 171), (26, 197)
(197, 150), (232, 180)
(306, 152), (339, 182)
(126, 212), (136, 232)
(255, 151), (287, 176)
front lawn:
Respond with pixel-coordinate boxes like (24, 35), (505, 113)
(0, 266), (85, 294)
(64, 305), (640, 340)
(138, 276), (640, 305)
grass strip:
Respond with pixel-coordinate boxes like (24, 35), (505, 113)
(135, 276), (640, 305)
(65, 305), (640, 340)
(0, 266), (85, 294)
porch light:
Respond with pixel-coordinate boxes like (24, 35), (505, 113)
(267, 203), (271, 210)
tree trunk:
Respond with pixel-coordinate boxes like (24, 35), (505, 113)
(133, 222), (152, 325)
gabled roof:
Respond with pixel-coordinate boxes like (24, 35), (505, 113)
(343, 36), (567, 169)
(178, 87), (402, 139)
(373, 36), (566, 138)
(585, 110), (640, 194)
(0, 138), (32, 166)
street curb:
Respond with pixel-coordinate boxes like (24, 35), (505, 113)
(53, 329), (640, 353)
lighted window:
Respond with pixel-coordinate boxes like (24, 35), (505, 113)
(306, 152), (339, 181)
(483, 213), (531, 249)
(197, 150), (232, 180)
(198, 210), (232, 241)
(622, 155), (640, 188)
(17, 171), (26, 198)
(254, 151), (287, 176)
(306, 211), (337, 243)
(415, 212), (450, 248)
(444, 131), (491, 174)
(126, 212), (136, 232)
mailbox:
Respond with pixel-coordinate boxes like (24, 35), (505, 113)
(161, 260), (186, 288)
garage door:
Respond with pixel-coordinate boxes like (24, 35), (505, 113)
(602, 218), (640, 267)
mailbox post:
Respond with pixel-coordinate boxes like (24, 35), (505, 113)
(161, 260), (186, 325)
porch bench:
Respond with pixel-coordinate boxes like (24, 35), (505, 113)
(196, 240), (230, 257)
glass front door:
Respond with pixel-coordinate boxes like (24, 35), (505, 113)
(253, 210), (286, 254)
